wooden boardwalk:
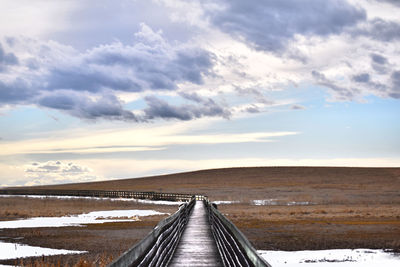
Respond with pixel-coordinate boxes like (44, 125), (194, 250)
(169, 200), (223, 266)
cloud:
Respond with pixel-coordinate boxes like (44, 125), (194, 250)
(291, 104), (306, 110)
(371, 53), (388, 65)
(1, 1), (399, 124)
(44, 24), (213, 94)
(38, 91), (138, 121)
(206, 0), (366, 53)
(0, 118), (298, 156)
(143, 95), (231, 121)
(369, 53), (389, 74)
(390, 71), (400, 98)
(312, 70), (359, 101)
(352, 73), (370, 83)
(24, 161), (101, 186)
(47, 26), (214, 93)
(0, 24), (217, 122)
(0, 43), (19, 72)
(378, 0), (400, 6)
(0, 78), (36, 105)
(354, 18), (400, 42)
(245, 105), (261, 114)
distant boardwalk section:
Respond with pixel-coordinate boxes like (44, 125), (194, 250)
(0, 189), (194, 202)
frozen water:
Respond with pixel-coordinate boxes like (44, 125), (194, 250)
(0, 209), (166, 229)
(0, 194), (184, 205)
(258, 249), (400, 266)
(212, 200), (240, 205)
(134, 199), (185, 205)
(0, 241), (85, 260)
(252, 199), (279, 205)
(252, 199), (313, 206)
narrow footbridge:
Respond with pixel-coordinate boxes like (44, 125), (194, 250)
(0, 189), (271, 267)
(109, 196), (271, 267)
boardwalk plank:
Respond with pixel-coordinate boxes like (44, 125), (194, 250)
(169, 200), (223, 267)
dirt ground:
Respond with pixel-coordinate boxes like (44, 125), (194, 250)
(1, 167), (400, 266)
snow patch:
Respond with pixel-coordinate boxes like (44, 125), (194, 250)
(252, 199), (313, 206)
(212, 200), (240, 205)
(134, 199), (185, 205)
(0, 209), (166, 229)
(252, 199), (279, 206)
(258, 249), (400, 266)
(0, 241), (85, 260)
(0, 194), (184, 205)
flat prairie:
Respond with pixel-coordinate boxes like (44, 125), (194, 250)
(1, 167), (400, 266)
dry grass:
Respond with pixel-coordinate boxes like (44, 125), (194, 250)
(12, 252), (115, 267)
(0, 196), (177, 220)
(0, 197), (176, 266)
(0, 214), (169, 266)
(219, 203), (400, 251)
(1, 167), (400, 265)
(22, 167), (400, 205)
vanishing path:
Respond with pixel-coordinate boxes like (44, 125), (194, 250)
(169, 200), (223, 266)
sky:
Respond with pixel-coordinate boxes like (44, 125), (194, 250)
(0, 0), (399, 187)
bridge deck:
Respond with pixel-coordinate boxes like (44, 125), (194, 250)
(169, 200), (223, 267)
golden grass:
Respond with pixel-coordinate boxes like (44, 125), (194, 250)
(17, 167), (400, 205)
(0, 196), (176, 220)
(2, 167), (400, 263)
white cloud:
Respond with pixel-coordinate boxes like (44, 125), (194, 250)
(23, 161), (102, 186)
(0, 0), (78, 38)
(0, 117), (298, 156)
(0, 24), (218, 122)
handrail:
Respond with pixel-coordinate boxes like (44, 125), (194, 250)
(2, 188), (271, 266)
(108, 198), (195, 267)
(0, 189), (194, 202)
(206, 201), (272, 267)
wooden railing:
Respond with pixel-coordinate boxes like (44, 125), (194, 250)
(206, 200), (272, 267)
(109, 198), (195, 267)
(0, 189), (194, 202)
(1, 189), (271, 266)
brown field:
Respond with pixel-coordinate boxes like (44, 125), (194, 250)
(0, 197), (176, 220)
(1, 167), (400, 266)
(0, 197), (176, 266)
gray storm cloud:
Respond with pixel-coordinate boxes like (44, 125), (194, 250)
(206, 0), (366, 53)
(390, 71), (400, 98)
(353, 18), (400, 42)
(143, 95), (231, 121)
(0, 24), (221, 122)
(0, 43), (18, 70)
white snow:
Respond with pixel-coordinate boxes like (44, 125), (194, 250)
(0, 241), (85, 260)
(212, 200), (240, 205)
(252, 199), (279, 205)
(258, 249), (400, 267)
(252, 199), (313, 206)
(134, 199), (185, 205)
(287, 201), (313, 206)
(0, 194), (184, 205)
(0, 209), (166, 229)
